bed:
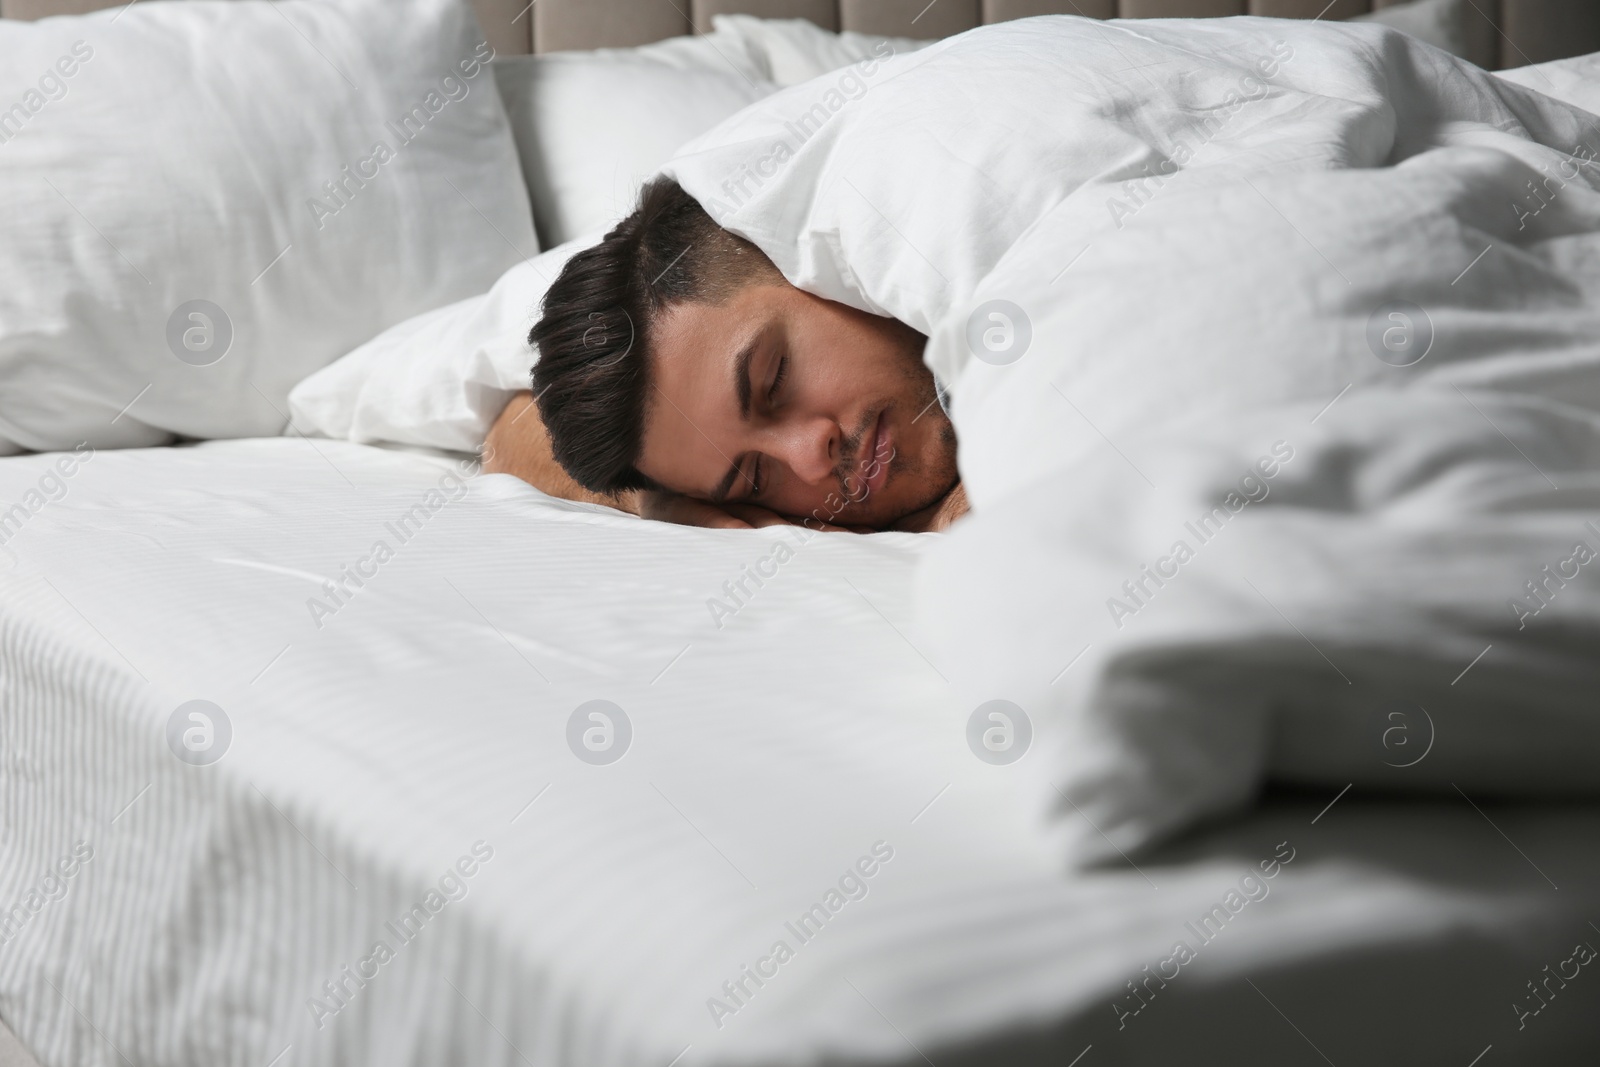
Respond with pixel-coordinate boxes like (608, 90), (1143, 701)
(4, 0), (1600, 1065)
(2, 438), (1598, 1067)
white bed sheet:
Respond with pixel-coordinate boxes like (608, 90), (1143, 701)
(1, 439), (1597, 1066)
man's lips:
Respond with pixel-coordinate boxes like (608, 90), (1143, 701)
(854, 408), (892, 498)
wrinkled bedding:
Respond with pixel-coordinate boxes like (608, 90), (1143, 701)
(664, 17), (1600, 863)
(8, 16), (1600, 1065)
(4, 439), (1600, 1066)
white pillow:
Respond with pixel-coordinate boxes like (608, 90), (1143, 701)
(0, 0), (536, 454)
(288, 234), (598, 453)
(711, 13), (933, 87)
(1352, 0), (1474, 63)
(493, 35), (774, 247)
(569, 28), (770, 82)
(291, 33), (786, 454)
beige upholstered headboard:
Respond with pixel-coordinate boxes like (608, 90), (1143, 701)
(3, 0), (1598, 71)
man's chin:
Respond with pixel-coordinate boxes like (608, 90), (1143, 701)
(788, 500), (893, 531)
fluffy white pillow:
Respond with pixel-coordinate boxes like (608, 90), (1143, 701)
(0, 0), (535, 454)
(710, 14), (933, 87)
(288, 235), (598, 453)
(291, 16), (945, 454)
(290, 34), (783, 453)
(493, 34), (774, 247)
(565, 28), (770, 81)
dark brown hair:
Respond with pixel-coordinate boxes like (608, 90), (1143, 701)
(529, 177), (779, 495)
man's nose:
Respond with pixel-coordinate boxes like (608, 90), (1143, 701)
(772, 415), (839, 486)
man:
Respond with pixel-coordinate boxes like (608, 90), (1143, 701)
(484, 177), (968, 532)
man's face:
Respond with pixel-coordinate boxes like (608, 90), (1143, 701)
(637, 282), (959, 528)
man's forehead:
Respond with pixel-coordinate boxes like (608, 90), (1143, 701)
(649, 303), (752, 414)
(638, 300), (763, 491)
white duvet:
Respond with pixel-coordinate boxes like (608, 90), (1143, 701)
(665, 17), (1600, 865)
(5, 440), (1600, 1066)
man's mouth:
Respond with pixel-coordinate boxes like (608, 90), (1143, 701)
(848, 408), (893, 500)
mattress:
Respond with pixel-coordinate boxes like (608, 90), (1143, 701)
(1, 438), (1597, 1066)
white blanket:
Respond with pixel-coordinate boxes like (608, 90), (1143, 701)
(6, 440), (1600, 1065)
(664, 18), (1600, 864)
